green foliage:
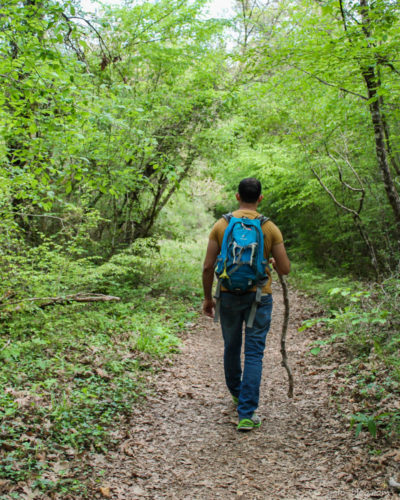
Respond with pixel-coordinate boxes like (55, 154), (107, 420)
(300, 282), (394, 358)
(1, 0), (228, 255)
(350, 413), (378, 439)
(207, 0), (400, 276)
(293, 264), (400, 439)
(154, 176), (221, 241)
(0, 237), (202, 491)
(0, 167), (208, 494)
(1, 0), (400, 491)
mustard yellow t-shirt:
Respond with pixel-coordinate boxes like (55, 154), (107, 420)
(209, 209), (283, 294)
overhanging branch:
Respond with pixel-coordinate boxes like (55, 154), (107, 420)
(290, 64), (368, 100)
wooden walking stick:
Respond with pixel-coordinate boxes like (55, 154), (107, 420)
(278, 273), (294, 398)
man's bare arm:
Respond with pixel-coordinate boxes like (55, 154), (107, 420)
(202, 239), (219, 317)
(271, 242), (290, 275)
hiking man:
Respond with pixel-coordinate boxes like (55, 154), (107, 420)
(202, 178), (290, 431)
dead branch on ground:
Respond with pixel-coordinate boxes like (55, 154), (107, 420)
(0, 293), (120, 309)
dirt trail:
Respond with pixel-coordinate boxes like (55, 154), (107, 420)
(95, 286), (398, 500)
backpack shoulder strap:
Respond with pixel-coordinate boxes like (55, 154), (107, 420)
(222, 213), (268, 226)
(222, 212), (233, 224)
(256, 215), (270, 227)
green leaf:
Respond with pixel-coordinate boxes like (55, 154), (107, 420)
(355, 422), (363, 437)
(368, 420), (377, 438)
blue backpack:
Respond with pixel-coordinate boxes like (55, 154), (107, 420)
(214, 213), (270, 328)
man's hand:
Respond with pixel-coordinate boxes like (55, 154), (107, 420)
(203, 298), (215, 318)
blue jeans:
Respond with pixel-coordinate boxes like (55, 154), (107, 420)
(219, 292), (273, 420)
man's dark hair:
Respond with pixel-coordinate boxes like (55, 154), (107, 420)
(238, 178), (262, 203)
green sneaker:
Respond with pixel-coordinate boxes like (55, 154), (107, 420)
(232, 395), (239, 405)
(237, 414), (261, 432)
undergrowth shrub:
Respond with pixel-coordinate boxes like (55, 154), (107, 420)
(292, 264), (400, 440)
(0, 238), (203, 494)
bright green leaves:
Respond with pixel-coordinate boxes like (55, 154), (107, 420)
(350, 412), (379, 438)
(1, 0), (227, 256)
(0, 0), (87, 209)
(212, 0), (400, 275)
(65, 0), (228, 243)
(310, 346), (322, 356)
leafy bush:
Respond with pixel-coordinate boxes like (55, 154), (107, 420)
(0, 238), (202, 493)
(293, 265), (400, 439)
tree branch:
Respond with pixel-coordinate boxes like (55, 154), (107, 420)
(311, 166), (360, 216)
(1, 293), (120, 309)
(339, 0), (348, 32)
(310, 165), (379, 276)
(290, 64), (368, 100)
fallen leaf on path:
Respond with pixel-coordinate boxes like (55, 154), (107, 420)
(0, 480), (11, 491)
(21, 486), (41, 500)
(131, 485), (146, 495)
(0, 442), (17, 451)
(95, 368), (111, 379)
(100, 485), (111, 497)
(52, 461), (70, 473)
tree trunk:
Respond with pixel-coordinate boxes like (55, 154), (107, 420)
(359, 0), (400, 235)
(362, 68), (400, 235)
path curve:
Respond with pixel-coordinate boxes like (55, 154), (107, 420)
(94, 286), (397, 499)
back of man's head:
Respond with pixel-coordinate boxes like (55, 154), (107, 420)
(238, 178), (262, 203)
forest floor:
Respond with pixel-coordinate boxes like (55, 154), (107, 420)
(87, 285), (400, 500)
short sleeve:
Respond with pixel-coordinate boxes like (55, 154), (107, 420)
(209, 218), (228, 250)
(263, 221), (284, 256)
